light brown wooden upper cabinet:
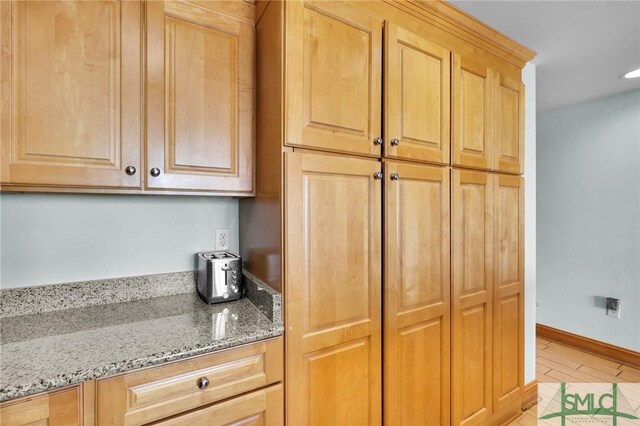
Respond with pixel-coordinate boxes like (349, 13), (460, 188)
(285, 151), (381, 426)
(384, 161), (450, 426)
(0, 1), (143, 189)
(385, 24), (450, 165)
(284, 1), (382, 157)
(451, 169), (493, 426)
(492, 174), (524, 418)
(452, 53), (493, 171)
(452, 56), (525, 174)
(494, 74), (525, 174)
(145, 0), (254, 194)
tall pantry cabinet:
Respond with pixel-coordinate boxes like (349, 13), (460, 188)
(239, 1), (534, 425)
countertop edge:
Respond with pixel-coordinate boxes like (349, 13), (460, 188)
(0, 325), (284, 403)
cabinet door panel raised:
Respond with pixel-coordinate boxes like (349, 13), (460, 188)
(146, 0), (254, 193)
(452, 54), (493, 171)
(494, 74), (524, 174)
(451, 169), (493, 426)
(385, 24), (450, 164)
(285, 1), (382, 157)
(285, 151), (381, 426)
(492, 174), (524, 415)
(0, 1), (142, 188)
(384, 162), (450, 425)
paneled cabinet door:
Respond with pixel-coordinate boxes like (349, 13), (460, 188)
(494, 74), (524, 174)
(146, 0), (254, 193)
(384, 162), (450, 426)
(451, 169), (493, 426)
(0, 1), (142, 189)
(452, 53), (493, 171)
(0, 387), (81, 426)
(285, 152), (382, 426)
(385, 24), (450, 164)
(492, 174), (524, 416)
(285, 1), (382, 157)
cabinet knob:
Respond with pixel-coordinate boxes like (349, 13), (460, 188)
(197, 377), (209, 390)
(125, 166), (136, 176)
(373, 172), (383, 180)
(150, 167), (161, 177)
(390, 173), (400, 181)
(390, 138), (400, 146)
(373, 137), (383, 146)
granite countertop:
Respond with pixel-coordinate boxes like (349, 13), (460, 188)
(0, 271), (283, 402)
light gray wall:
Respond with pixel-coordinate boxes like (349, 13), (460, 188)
(523, 63), (536, 383)
(537, 89), (640, 351)
(0, 194), (239, 288)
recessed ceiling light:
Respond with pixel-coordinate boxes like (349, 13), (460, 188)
(623, 68), (640, 79)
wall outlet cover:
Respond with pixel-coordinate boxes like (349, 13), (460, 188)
(215, 228), (230, 251)
(606, 297), (621, 318)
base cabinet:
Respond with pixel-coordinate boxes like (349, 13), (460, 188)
(0, 387), (81, 426)
(153, 384), (283, 426)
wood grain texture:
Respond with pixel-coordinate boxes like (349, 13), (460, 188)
(153, 384), (283, 426)
(521, 380), (538, 409)
(96, 337), (282, 426)
(285, 151), (381, 426)
(537, 324), (640, 369)
(493, 73), (524, 174)
(146, 0), (254, 193)
(0, 386), (81, 426)
(399, 1), (535, 67)
(384, 162), (450, 425)
(451, 169), (494, 426)
(351, 1), (524, 81)
(385, 23), (450, 165)
(491, 173), (524, 421)
(285, 1), (382, 157)
(240, 0), (285, 291)
(452, 53), (493, 171)
(0, 0), (142, 188)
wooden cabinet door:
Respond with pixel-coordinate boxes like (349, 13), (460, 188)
(385, 24), (450, 164)
(494, 74), (524, 174)
(452, 53), (493, 171)
(0, 387), (81, 426)
(0, 1), (142, 189)
(451, 169), (493, 426)
(285, 151), (382, 426)
(146, 0), (254, 193)
(492, 174), (524, 418)
(384, 162), (450, 426)
(285, 1), (382, 157)
(153, 384), (283, 426)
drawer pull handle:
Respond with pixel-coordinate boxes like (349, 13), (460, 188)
(197, 377), (209, 390)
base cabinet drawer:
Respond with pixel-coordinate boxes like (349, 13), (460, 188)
(153, 384), (283, 426)
(0, 387), (81, 426)
(97, 338), (283, 426)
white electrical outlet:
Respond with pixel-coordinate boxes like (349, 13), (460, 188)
(215, 228), (230, 251)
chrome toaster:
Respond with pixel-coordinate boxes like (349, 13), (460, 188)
(196, 251), (243, 304)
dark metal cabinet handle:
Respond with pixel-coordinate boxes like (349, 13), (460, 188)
(373, 172), (383, 180)
(197, 377), (209, 389)
(390, 173), (400, 181)
(373, 137), (383, 146)
(150, 167), (161, 177)
(390, 138), (400, 146)
(125, 166), (136, 176)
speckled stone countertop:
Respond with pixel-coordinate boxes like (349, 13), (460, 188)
(0, 272), (283, 402)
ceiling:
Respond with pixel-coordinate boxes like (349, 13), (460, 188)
(451, 1), (640, 112)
